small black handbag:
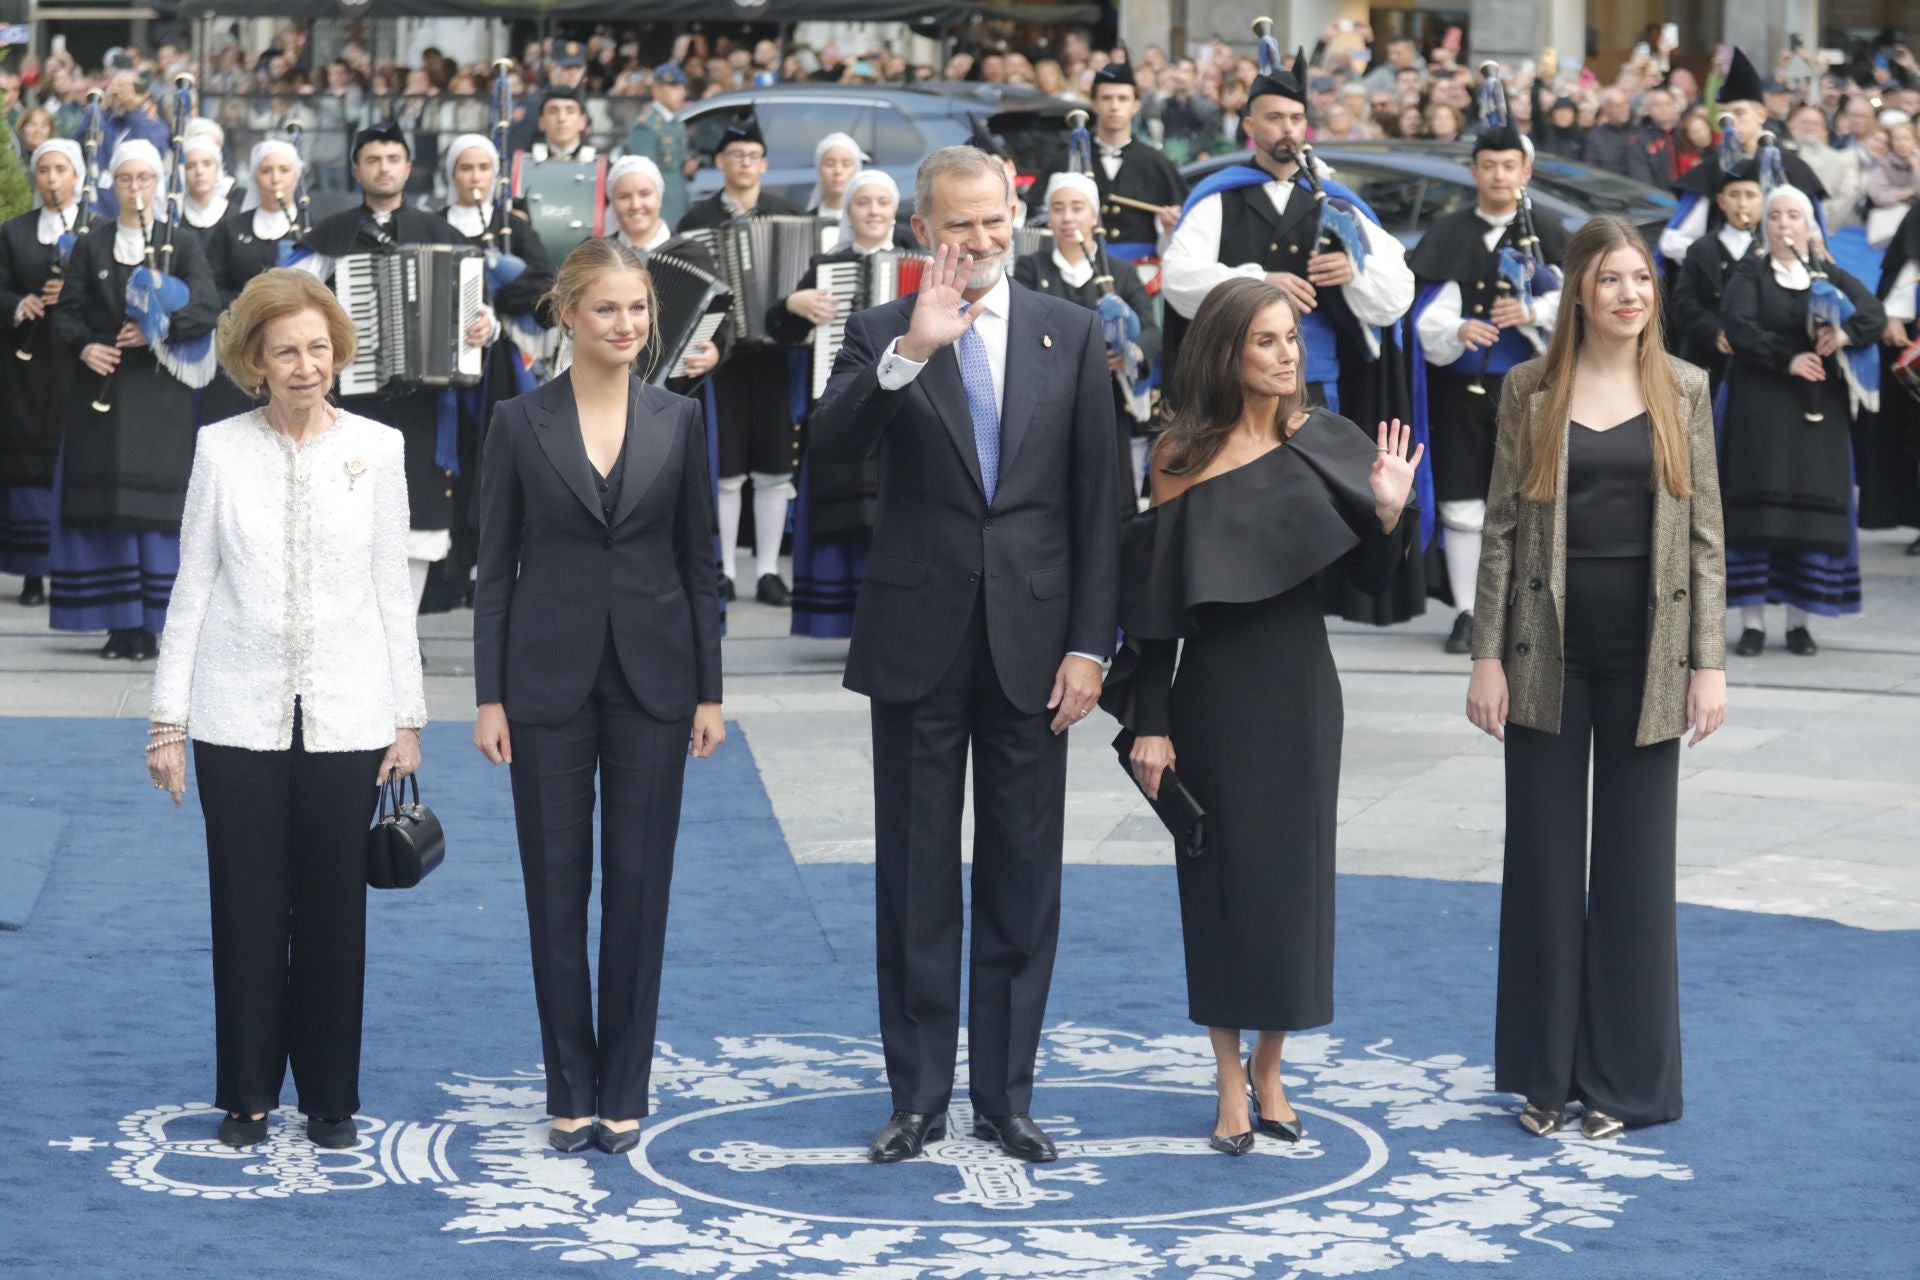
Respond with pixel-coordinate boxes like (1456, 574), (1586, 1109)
(1111, 730), (1207, 858)
(366, 774), (445, 890)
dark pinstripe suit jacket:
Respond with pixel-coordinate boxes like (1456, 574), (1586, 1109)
(809, 280), (1120, 713)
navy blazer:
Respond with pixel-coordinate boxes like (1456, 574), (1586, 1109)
(472, 371), (723, 724)
(808, 278), (1120, 713)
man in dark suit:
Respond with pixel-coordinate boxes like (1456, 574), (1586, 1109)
(810, 145), (1120, 1166)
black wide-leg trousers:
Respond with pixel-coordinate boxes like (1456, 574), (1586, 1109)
(194, 702), (385, 1118)
(869, 596), (1068, 1117)
(508, 632), (690, 1121)
(1496, 556), (1684, 1126)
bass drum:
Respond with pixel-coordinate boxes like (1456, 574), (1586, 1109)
(512, 154), (607, 261)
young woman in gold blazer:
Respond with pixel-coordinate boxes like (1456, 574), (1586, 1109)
(1464, 216), (1728, 1141)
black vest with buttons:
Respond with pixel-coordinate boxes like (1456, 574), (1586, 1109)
(1213, 171), (1368, 386)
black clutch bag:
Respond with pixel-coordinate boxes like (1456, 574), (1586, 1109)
(366, 774), (445, 890)
(1112, 730), (1206, 858)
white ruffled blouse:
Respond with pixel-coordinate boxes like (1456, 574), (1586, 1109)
(151, 410), (429, 750)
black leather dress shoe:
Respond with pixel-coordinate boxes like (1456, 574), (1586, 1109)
(100, 628), (134, 660)
(868, 1111), (947, 1162)
(549, 1123), (595, 1153)
(1733, 628), (1765, 658)
(1785, 626), (1818, 656)
(218, 1112), (268, 1148)
(972, 1113), (1057, 1163)
(1443, 611), (1474, 655)
(755, 572), (792, 606)
(129, 629), (159, 661)
(593, 1122), (641, 1155)
(17, 576), (45, 606)
(306, 1115), (358, 1149)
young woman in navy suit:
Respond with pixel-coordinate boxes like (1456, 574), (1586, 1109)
(471, 237), (725, 1156)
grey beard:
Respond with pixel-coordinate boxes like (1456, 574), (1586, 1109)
(964, 254), (1005, 289)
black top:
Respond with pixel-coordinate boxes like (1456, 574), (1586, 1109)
(1566, 415), (1654, 559)
(589, 428), (628, 523)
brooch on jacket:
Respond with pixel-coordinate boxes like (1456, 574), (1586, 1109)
(345, 456), (366, 490)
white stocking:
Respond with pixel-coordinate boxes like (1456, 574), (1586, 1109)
(1438, 500), (1487, 617)
(749, 471), (796, 580)
(1785, 604), (1809, 630)
(715, 474), (746, 583)
(1740, 605), (1766, 632)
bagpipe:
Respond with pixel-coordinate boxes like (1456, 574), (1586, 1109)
(94, 74), (203, 413)
(15, 92), (102, 363)
(1249, 18), (1367, 273)
(1467, 64), (1559, 397)
(274, 120), (314, 265)
(1065, 108), (1145, 418)
(481, 59), (528, 293)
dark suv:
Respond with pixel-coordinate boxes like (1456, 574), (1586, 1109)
(682, 84), (1078, 214)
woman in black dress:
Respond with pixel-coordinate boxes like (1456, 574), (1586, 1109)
(1719, 185), (1884, 656)
(471, 238), (725, 1157)
(0, 140), (84, 606)
(1107, 276), (1421, 1154)
(201, 141), (304, 424)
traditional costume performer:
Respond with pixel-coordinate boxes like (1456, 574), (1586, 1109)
(0, 140), (86, 605)
(1160, 40), (1425, 624)
(1667, 132), (1762, 400)
(200, 139), (307, 424)
(1854, 202), (1920, 543)
(47, 140), (221, 657)
(1409, 82), (1565, 652)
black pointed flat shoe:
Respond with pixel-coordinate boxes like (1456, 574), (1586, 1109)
(100, 628), (134, 659)
(1733, 628), (1765, 658)
(869, 1110), (947, 1163)
(218, 1112), (268, 1148)
(1785, 626), (1818, 656)
(593, 1122), (640, 1155)
(129, 629), (159, 661)
(306, 1115), (358, 1149)
(972, 1113), (1057, 1162)
(549, 1122), (595, 1153)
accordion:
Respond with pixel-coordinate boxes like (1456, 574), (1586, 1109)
(812, 250), (932, 399)
(683, 215), (818, 344)
(336, 245), (484, 397)
(1012, 225), (1055, 263)
(644, 250), (733, 387)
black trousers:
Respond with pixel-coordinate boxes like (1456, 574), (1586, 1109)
(1496, 556), (1684, 1126)
(508, 630), (690, 1120)
(869, 595), (1067, 1116)
(194, 702), (385, 1117)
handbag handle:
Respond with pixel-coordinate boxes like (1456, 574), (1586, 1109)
(380, 771), (420, 821)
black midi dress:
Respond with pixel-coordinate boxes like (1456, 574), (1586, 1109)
(1102, 410), (1416, 1030)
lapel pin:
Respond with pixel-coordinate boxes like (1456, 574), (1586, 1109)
(1042, 334), (1052, 348)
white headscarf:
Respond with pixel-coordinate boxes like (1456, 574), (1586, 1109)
(1763, 185), (1819, 288)
(240, 140), (303, 212)
(1042, 172), (1100, 210)
(109, 139), (166, 184)
(607, 154), (664, 198)
(183, 116), (225, 149)
(28, 140), (84, 211)
(180, 135), (229, 226)
(832, 169), (899, 253)
(442, 133), (496, 205)
(807, 132), (869, 211)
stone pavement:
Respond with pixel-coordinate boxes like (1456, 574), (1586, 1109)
(4, 528), (1915, 931)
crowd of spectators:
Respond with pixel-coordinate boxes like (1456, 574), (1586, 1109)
(3, 21), (1915, 234)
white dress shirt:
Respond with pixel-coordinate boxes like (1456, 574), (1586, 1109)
(1886, 259), (1919, 323)
(151, 410), (429, 751)
(1658, 197), (1710, 265)
(1416, 208), (1562, 366)
(1160, 164), (1414, 324)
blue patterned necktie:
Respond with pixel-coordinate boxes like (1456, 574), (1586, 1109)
(955, 303), (1000, 504)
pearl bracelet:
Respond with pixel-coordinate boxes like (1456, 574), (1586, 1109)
(145, 736), (186, 754)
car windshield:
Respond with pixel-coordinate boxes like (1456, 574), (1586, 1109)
(1524, 156), (1674, 214)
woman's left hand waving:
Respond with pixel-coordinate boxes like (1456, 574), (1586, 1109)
(1369, 418), (1424, 530)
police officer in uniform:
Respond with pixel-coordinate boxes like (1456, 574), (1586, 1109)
(623, 64), (694, 232)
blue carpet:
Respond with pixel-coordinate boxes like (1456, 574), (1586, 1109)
(0, 718), (1914, 1279)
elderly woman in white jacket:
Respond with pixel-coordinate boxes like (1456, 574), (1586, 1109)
(146, 268), (427, 1154)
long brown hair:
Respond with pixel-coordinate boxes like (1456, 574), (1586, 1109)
(1157, 277), (1309, 476)
(539, 236), (662, 377)
(1523, 216), (1690, 501)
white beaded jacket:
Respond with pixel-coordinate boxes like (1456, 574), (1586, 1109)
(151, 410), (430, 751)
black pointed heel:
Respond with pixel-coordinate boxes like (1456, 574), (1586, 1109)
(549, 1122), (595, 1153)
(593, 1122), (641, 1155)
(1248, 1053), (1306, 1142)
